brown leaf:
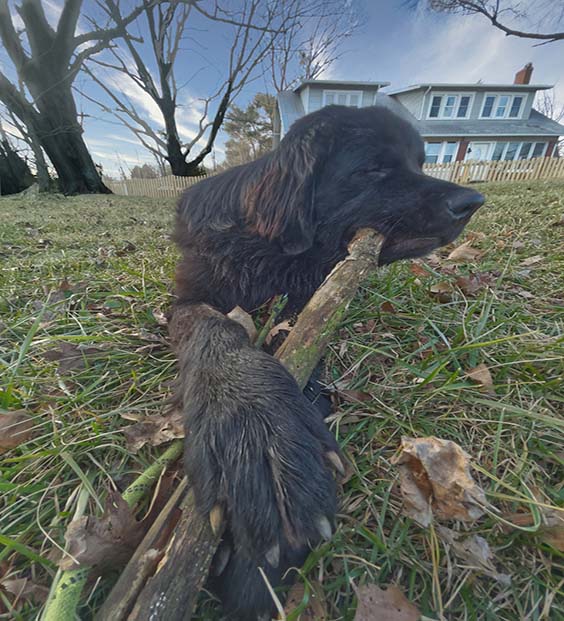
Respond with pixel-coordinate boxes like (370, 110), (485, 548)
(455, 272), (495, 296)
(437, 527), (511, 585)
(60, 490), (144, 572)
(447, 241), (483, 263)
(391, 436), (487, 527)
(465, 363), (494, 393)
(339, 389), (372, 403)
(227, 306), (257, 341)
(380, 301), (396, 314)
(265, 319), (292, 346)
(121, 409), (184, 452)
(429, 281), (453, 303)
(0, 411), (36, 451)
(353, 583), (419, 621)
(520, 255), (543, 267)
(43, 342), (103, 374)
(0, 576), (49, 606)
(283, 581), (328, 620)
(410, 262), (429, 277)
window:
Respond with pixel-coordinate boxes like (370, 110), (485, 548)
(425, 141), (459, 163)
(427, 93), (473, 119)
(492, 141), (547, 161)
(481, 93), (526, 119)
(323, 90), (362, 107)
(509, 96), (523, 118)
(531, 142), (546, 158)
(518, 142), (533, 159)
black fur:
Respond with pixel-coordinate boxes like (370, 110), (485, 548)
(172, 104), (484, 619)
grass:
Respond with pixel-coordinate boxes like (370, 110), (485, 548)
(0, 180), (563, 620)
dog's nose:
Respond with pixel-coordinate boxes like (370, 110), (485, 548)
(446, 190), (485, 219)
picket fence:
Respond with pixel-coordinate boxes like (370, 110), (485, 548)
(104, 156), (564, 198)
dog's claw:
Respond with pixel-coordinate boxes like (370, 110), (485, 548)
(316, 515), (332, 541)
(265, 543), (280, 568)
(210, 504), (224, 536)
(326, 450), (345, 476)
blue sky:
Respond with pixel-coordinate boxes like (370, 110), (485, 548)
(2, 0), (563, 176)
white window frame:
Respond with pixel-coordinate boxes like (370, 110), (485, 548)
(322, 90), (363, 107)
(424, 141), (460, 163)
(490, 140), (547, 161)
(480, 93), (526, 119)
(426, 93), (474, 120)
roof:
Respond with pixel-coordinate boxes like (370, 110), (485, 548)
(277, 92), (305, 134)
(295, 79), (389, 92)
(416, 109), (564, 138)
(388, 83), (553, 95)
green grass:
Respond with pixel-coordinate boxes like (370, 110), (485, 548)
(1, 180), (563, 620)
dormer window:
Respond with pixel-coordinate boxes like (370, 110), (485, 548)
(428, 94), (472, 119)
(481, 93), (524, 119)
(323, 90), (361, 107)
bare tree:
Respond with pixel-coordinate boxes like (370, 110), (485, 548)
(0, 0), (164, 193)
(535, 89), (564, 155)
(268, 0), (362, 92)
(81, 0), (291, 176)
(426, 1), (564, 43)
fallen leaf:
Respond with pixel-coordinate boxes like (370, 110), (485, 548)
(391, 436), (488, 527)
(43, 342), (103, 374)
(504, 506), (564, 552)
(265, 319), (292, 346)
(520, 255), (543, 267)
(338, 389), (372, 403)
(121, 409), (184, 452)
(409, 262), (429, 277)
(60, 490), (144, 572)
(511, 240), (526, 250)
(283, 581), (328, 620)
(517, 290), (535, 299)
(455, 272), (495, 296)
(0, 411), (36, 451)
(438, 527), (511, 585)
(227, 306), (257, 341)
(152, 309), (168, 326)
(353, 583), (419, 621)
(429, 281), (453, 303)
(380, 301), (396, 314)
(447, 241), (483, 263)
(465, 363), (494, 392)
(0, 576), (49, 605)
(466, 231), (486, 242)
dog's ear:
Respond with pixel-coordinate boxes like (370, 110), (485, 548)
(244, 121), (333, 255)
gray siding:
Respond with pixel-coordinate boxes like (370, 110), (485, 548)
(304, 85), (380, 113)
(393, 91), (425, 118)
(307, 88), (323, 112)
(522, 92), (535, 119)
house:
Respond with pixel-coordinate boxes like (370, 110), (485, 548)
(274, 64), (564, 162)
(273, 79), (389, 147)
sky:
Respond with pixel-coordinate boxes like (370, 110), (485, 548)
(1, 0), (563, 177)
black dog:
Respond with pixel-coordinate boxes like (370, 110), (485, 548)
(172, 104), (484, 619)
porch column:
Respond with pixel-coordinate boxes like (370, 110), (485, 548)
(456, 140), (469, 162)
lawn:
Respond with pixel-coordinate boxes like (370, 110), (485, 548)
(0, 180), (562, 620)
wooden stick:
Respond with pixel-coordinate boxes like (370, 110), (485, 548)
(98, 229), (384, 621)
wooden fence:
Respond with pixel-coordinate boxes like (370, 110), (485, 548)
(104, 157), (564, 198)
(423, 156), (564, 184)
(103, 174), (207, 198)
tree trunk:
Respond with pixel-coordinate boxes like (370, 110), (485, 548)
(0, 138), (33, 195)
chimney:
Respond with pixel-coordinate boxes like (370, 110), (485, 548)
(514, 63), (533, 85)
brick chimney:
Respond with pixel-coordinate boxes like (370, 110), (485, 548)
(514, 63), (533, 85)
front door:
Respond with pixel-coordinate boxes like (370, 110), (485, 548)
(466, 142), (492, 161)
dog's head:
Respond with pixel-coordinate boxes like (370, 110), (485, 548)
(245, 104), (484, 263)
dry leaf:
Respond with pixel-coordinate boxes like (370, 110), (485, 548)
(438, 527), (511, 585)
(283, 581), (328, 620)
(353, 583), (419, 621)
(380, 301), (396, 314)
(540, 509), (564, 551)
(227, 306), (257, 341)
(265, 320), (292, 346)
(429, 281), (453, 303)
(455, 272), (495, 296)
(0, 576), (49, 605)
(465, 363), (494, 393)
(447, 241), (483, 263)
(121, 409), (184, 452)
(0, 411), (36, 451)
(520, 255), (543, 267)
(60, 490), (144, 572)
(43, 342), (103, 374)
(409, 262), (429, 277)
(391, 436), (487, 527)
(338, 389), (372, 403)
